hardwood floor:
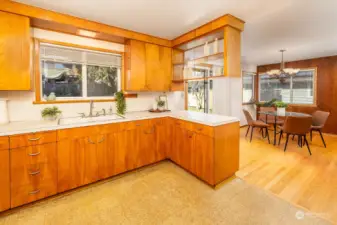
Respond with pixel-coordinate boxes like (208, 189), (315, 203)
(238, 126), (337, 224)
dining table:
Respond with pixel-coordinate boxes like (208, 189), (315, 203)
(257, 111), (312, 145)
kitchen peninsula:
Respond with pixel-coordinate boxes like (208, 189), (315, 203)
(0, 111), (239, 210)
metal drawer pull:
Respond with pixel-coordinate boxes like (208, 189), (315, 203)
(29, 170), (40, 175)
(29, 189), (40, 195)
(28, 137), (41, 141)
(97, 137), (105, 143)
(28, 152), (40, 156)
(197, 128), (203, 131)
(136, 124), (141, 126)
(88, 138), (96, 144)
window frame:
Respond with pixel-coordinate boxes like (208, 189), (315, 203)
(257, 67), (317, 106)
(242, 71), (256, 105)
(33, 38), (136, 104)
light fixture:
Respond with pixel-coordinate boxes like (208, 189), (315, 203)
(78, 29), (97, 38)
(266, 50), (300, 78)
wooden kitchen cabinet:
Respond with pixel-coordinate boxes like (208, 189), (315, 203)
(10, 143), (58, 208)
(0, 11), (31, 90)
(150, 118), (171, 161)
(0, 147), (10, 212)
(125, 39), (147, 91)
(192, 133), (214, 184)
(57, 135), (98, 193)
(145, 43), (172, 91)
(170, 120), (193, 170)
(125, 39), (172, 91)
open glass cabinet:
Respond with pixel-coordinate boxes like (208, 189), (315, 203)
(172, 30), (224, 81)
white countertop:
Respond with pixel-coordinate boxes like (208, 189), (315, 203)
(0, 111), (239, 136)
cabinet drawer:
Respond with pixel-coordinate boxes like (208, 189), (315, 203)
(58, 126), (97, 141)
(193, 123), (214, 137)
(11, 178), (57, 208)
(0, 136), (9, 150)
(11, 162), (57, 188)
(119, 120), (149, 131)
(10, 131), (56, 149)
(10, 143), (57, 166)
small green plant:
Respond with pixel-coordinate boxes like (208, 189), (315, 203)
(41, 106), (62, 119)
(274, 101), (288, 108)
(115, 91), (126, 115)
(157, 100), (165, 108)
(256, 98), (277, 107)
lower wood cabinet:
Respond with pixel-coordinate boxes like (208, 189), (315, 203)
(57, 136), (98, 193)
(3, 117), (239, 211)
(10, 143), (57, 208)
(0, 148), (10, 212)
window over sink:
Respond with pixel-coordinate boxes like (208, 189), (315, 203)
(39, 42), (122, 101)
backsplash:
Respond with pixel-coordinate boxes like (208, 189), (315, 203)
(0, 91), (184, 122)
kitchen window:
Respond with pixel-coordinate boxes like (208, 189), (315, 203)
(39, 43), (121, 101)
(258, 68), (316, 105)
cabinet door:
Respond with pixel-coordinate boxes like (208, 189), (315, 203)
(0, 149), (10, 212)
(0, 11), (30, 90)
(151, 118), (170, 161)
(57, 136), (98, 193)
(146, 44), (172, 91)
(193, 133), (214, 185)
(97, 133), (119, 180)
(171, 123), (193, 169)
(123, 128), (142, 170)
(140, 125), (156, 166)
(125, 40), (146, 91)
(180, 129), (194, 171)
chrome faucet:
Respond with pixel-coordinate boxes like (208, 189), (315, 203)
(89, 100), (94, 117)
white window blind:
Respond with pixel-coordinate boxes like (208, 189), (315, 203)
(40, 44), (122, 67)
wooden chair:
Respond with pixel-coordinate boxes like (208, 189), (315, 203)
(278, 116), (313, 155)
(243, 109), (270, 143)
(310, 110), (330, 148)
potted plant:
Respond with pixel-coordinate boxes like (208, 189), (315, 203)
(274, 101), (288, 116)
(115, 91), (126, 115)
(41, 106), (62, 121)
(157, 100), (165, 111)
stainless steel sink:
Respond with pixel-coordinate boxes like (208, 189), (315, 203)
(58, 114), (125, 125)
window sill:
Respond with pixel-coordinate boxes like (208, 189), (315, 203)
(33, 93), (137, 104)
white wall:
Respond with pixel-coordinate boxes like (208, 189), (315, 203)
(0, 29), (184, 122)
(212, 77), (244, 126)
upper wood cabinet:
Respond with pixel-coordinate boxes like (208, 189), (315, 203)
(125, 40), (172, 91)
(0, 11), (31, 90)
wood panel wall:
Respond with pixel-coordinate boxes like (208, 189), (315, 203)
(257, 55), (337, 134)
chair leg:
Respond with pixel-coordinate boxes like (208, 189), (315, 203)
(310, 130), (313, 141)
(265, 127), (270, 144)
(292, 134), (295, 140)
(245, 126), (250, 137)
(261, 127), (265, 138)
(304, 135), (312, 155)
(278, 130), (283, 145)
(319, 130), (327, 148)
(284, 134), (290, 152)
(250, 127), (254, 142)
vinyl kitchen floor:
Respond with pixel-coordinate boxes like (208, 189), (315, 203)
(0, 161), (330, 225)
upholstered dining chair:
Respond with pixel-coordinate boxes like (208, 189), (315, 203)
(243, 109), (270, 143)
(310, 110), (330, 148)
(278, 116), (313, 155)
(258, 107), (284, 125)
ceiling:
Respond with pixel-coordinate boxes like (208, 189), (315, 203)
(14, 0), (337, 66)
